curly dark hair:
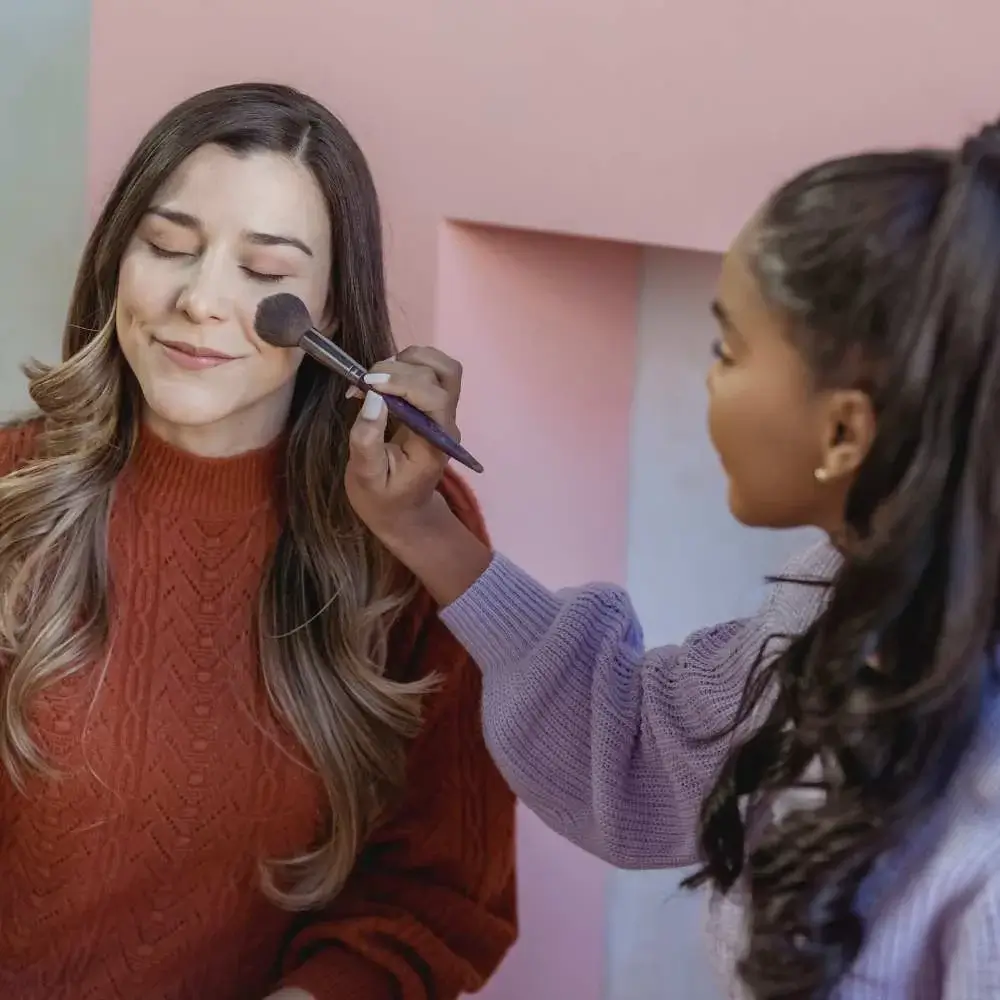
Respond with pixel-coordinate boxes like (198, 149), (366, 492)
(685, 123), (1000, 998)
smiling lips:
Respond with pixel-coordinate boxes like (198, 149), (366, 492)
(157, 338), (238, 370)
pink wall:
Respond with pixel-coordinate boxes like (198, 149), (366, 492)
(88, 1), (1000, 346)
(436, 223), (639, 999)
(436, 223), (638, 586)
(86, 2), (1000, 995)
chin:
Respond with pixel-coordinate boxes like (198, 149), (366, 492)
(727, 503), (763, 528)
(142, 381), (241, 429)
(725, 483), (779, 530)
(725, 482), (753, 526)
(727, 490), (809, 531)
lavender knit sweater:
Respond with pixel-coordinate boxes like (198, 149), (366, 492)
(439, 540), (1000, 999)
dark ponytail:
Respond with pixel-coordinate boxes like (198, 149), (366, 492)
(687, 123), (1000, 998)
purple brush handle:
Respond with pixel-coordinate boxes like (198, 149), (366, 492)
(379, 391), (484, 474)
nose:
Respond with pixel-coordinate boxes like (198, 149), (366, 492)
(175, 258), (233, 324)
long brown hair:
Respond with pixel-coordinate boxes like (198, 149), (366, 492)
(688, 126), (1000, 996)
(0, 82), (434, 909)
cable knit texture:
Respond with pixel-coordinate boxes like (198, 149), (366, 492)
(441, 546), (1000, 998)
(0, 420), (516, 1000)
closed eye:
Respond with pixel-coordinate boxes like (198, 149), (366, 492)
(240, 268), (287, 284)
(147, 241), (285, 284)
(147, 241), (191, 260)
(711, 339), (734, 365)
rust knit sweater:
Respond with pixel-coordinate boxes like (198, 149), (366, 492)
(0, 421), (516, 1000)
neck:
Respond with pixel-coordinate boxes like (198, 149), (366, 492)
(143, 394), (292, 459)
(122, 420), (285, 518)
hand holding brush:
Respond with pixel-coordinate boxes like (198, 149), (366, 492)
(254, 293), (483, 474)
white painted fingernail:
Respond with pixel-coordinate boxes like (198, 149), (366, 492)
(364, 372), (391, 386)
(360, 390), (386, 420)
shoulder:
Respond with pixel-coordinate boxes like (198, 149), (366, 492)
(941, 866), (1000, 994)
(777, 537), (841, 579)
(766, 538), (840, 636)
(0, 416), (44, 478)
(890, 699), (1000, 987)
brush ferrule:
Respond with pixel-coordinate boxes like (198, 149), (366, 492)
(301, 330), (368, 385)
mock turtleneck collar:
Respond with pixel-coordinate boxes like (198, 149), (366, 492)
(120, 422), (285, 518)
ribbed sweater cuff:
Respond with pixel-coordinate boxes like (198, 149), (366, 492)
(439, 553), (562, 670)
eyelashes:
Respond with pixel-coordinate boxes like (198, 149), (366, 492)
(146, 242), (189, 261)
(241, 269), (285, 284)
(711, 339), (734, 365)
(145, 241), (287, 284)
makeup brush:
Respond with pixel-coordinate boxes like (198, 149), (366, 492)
(254, 293), (483, 474)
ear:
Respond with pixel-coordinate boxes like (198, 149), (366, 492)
(814, 388), (876, 483)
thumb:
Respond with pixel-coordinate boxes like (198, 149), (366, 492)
(347, 390), (390, 485)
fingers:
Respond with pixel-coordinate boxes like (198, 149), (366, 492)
(347, 390), (391, 486)
(394, 346), (463, 400)
(359, 353), (461, 431)
(345, 372), (387, 400)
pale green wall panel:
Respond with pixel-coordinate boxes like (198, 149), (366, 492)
(0, 0), (91, 414)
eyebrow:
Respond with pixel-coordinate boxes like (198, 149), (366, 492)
(146, 206), (314, 257)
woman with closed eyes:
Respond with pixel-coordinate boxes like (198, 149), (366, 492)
(0, 82), (516, 1000)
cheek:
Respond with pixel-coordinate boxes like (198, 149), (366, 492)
(706, 368), (743, 465)
(255, 344), (306, 393)
(709, 366), (814, 458)
(116, 249), (178, 324)
(709, 371), (825, 526)
(115, 251), (182, 359)
(298, 283), (331, 333)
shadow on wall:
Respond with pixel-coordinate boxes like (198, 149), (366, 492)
(0, 1), (91, 417)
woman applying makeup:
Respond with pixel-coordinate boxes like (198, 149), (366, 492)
(347, 126), (1000, 998)
(0, 83), (515, 1000)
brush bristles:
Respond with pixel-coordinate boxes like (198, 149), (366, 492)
(254, 293), (314, 347)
